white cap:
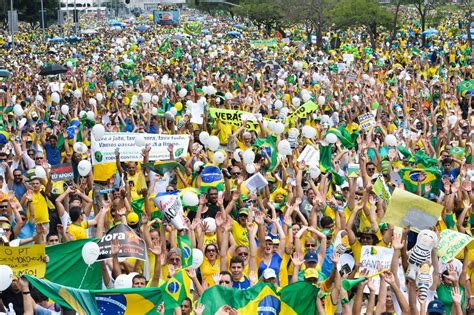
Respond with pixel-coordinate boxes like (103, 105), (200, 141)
(262, 268), (277, 280)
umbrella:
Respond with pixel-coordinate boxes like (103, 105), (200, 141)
(201, 29), (210, 35)
(48, 37), (64, 43)
(421, 28), (439, 36)
(39, 64), (68, 76)
(457, 80), (474, 97)
(136, 25), (149, 32)
(66, 36), (82, 43)
(234, 24), (245, 30)
(0, 69), (11, 78)
(227, 31), (241, 38)
(81, 29), (97, 35)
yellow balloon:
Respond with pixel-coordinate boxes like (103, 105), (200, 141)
(148, 14), (153, 21)
(174, 102), (183, 111)
(284, 93), (291, 102)
(124, 97), (130, 106)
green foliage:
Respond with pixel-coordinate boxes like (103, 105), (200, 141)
(331, 0), (392, 30)
(0, 0), (60, 27)
(233, 0), (285, 26)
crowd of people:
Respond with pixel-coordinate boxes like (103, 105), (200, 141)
(0, 4), (473, 315)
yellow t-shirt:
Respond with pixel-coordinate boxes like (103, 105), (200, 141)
(201, 256), (223, 287)
(129, 171), (147, 193)
(67, 221), (88, 240)
(232, 220), (249, 247)
(93, 162), (117, 182)
(204, 234), (217, 246)
(31, 189), (49, 224)
(216, 121), (233, 145)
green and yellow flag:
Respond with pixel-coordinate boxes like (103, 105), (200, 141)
(326, 126), (359, 149)
(199, 281), (318, 314)
(26, 276), (163, 315)
(177, 234), (193, 268)
(160, 269), (191, 314)
(142, 161), (186, 176)
(183, 21), (202, 36)
(254, 135), (278, 172)
(159, 38), (171, 52)
(398, 167), (441, 195)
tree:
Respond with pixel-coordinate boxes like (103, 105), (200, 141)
(0, 0), (60, 27)
(460, 0), (473, 49)
(391, 0), (409, 39)
(232, 0), (285, 35)
(409, 0), (436, 46)
(331, 0), (392, 50)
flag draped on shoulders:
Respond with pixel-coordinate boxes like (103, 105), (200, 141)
(199, 281), (318, 315)
(326, 125), (360, 149)
(26, 276), (163, 315)
(254, 135), (278, 172)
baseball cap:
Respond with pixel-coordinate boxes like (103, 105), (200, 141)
(272, 238), (280, 245)
(262, 268), (277, 280)
(427, 300), (444, 314)
(304, 268), (318, 279)
(304, 251), (318, 263)
(127, 212), (139, 226)
(265, 236), (273, 242)
(238, 208), (249, 216)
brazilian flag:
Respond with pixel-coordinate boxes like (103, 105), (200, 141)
(177, 234), (193, 268)
(457, 80), (474, 98)
(319, 144), (345, 185)
(198, 164), (224, 193)
(26, 276), (163, 315)
(398, 167), (441, 195)
(326, 126), (359, 149)
(158, 38), (171, 52)
(199, 281), (318, 314)
(254, 135), (278, 172)
(183, 21), (202, 36)
(160, 269), (191, 315)
(143, 161), (185, 176)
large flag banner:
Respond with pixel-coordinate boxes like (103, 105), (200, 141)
(0, 244), (46, 278)
(384, 188), (443, 232)
(142, 161), (186, 176)
(326, 125), (360, 149)
(45, 239), (102, 290)
(91, 132), (189, 165)
(183, 21), (202, 36)
(398, 167), (441, 194)
(199, 281), (318, 314)
(26, 276), (163, 315)
(437, 229), (474, 263)
(97, 224), (147, 261)
(160, 269), (191, 314)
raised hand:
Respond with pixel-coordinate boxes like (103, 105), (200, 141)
(291, 252), (304, 267)
(194, 304), (205, 315)
(392, 232), (405, 250)
(111, 239), (120, 256)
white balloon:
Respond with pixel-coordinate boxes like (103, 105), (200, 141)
(92, 124), (105, 141)
(242, 150), (255, 164)
(191, 248), (204, 269)
(278, 140), (291, 156)
(35, 94), (44, 103)
(302, 125), (317, 138)
(277, 79), (285, 86)
(362, 74), (370, 81)
(385, 134), (397, 147)
(96, 93), (104, 102)
(135, 135), (146, 147)
(233, 149), (242, 162)
(309, 167), (321, 179)
(202, 218), (216, 233)
(273, 122), (285, 135)
(77, 160), (92, 176)
(199, 132), (210, 145)
(13, 104), (23, 117)
(0, 265), (13, 291)
(325, 133), (338, 144)
(151, 107), (158, 116)
(213, 151), (226, 164)
(318, 95), (326, 106)
(207, 136), (220, 151)
(51, 92), (60, 104)
(193, 161), (205, 172)
(82, 241), (100, 265)
(18, 118), (27, 130)
(66, 61), (73, 68)
(73, 142), (88, 154)
(61, 105), (69, 115)
(245, 163), (256, 174)
(142, 93), (152, 104)
(164, 111), (175, 121)
(353, 95), (360, 103)
(302, 92), (311, 102)
(369, 78), (376, 86)
(79, 110), (86, 119)
(292, 97), (301, 107)
(151, 95), (159, 104)
(73, 89), (82, 99)
(182, 191), (199, 207)
(89, 98), (97, 107)
(274, 100), (283, 109)
(178, 88), (188, 98)
(169, 107), (178, 116)
(225, 92), (233, 100)
(448, 115), (457, 126)
(35, 166), (47, 179)
(86, 110), (95, 121)
(114, 274), (132, 289)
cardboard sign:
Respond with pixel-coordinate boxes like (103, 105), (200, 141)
(360, 246), (394, 294)
(297, 145), (320, 167)
(357, 113), (375, 131)
(437, 229), (474, 263)
(0, 244), (46, 278)
(347, 163), (360, 178)
(384, 188), (443, 232)
(97, 224), (146, 261)
(245, 173), (268, 192)
(373, 177), (391, 202)
(287, 100), (318, 120)
(50, 163), (74, 182)
(91, 133), (189, 165)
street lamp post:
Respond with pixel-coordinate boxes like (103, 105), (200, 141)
(40, 0), (45, 31)
(10, 0), (14, 54)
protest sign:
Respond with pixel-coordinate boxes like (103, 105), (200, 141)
(209, 108), (260, 130)
(384, 188), (443, 232)
(357, 113), (376, 131)
(97, 224), (146, 261)
(347, 163), (360, 178)
(437, 229), (474, 263)
(287, 100), (318, 120)
(152, 191), (186, 230)
(250, 39), (278, 48)
(297, 145), (320, 167)
(0, 244), (46, 278)
(360, 246), (394, 294)
(91, 133), (189, 165)
(373, 177), (391, 202)
(343, 53), (354, 63)
(50, 163), (74, 182)
(245, 173), (268, 192)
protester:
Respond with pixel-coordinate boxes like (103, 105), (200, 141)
(0, 3), (474, 315)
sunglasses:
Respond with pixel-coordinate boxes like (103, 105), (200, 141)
(367, 168), (375, 172)
(237, 252), (248, 257)
(35, 157), (44, 160)
(219, 280), (231, 285)
(231, 172), (241, 176)
(305, 243), (317, 248)
(0, 205), (8, 209)
(206, 248), (217, 253)
(170, 258), (181, 262)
